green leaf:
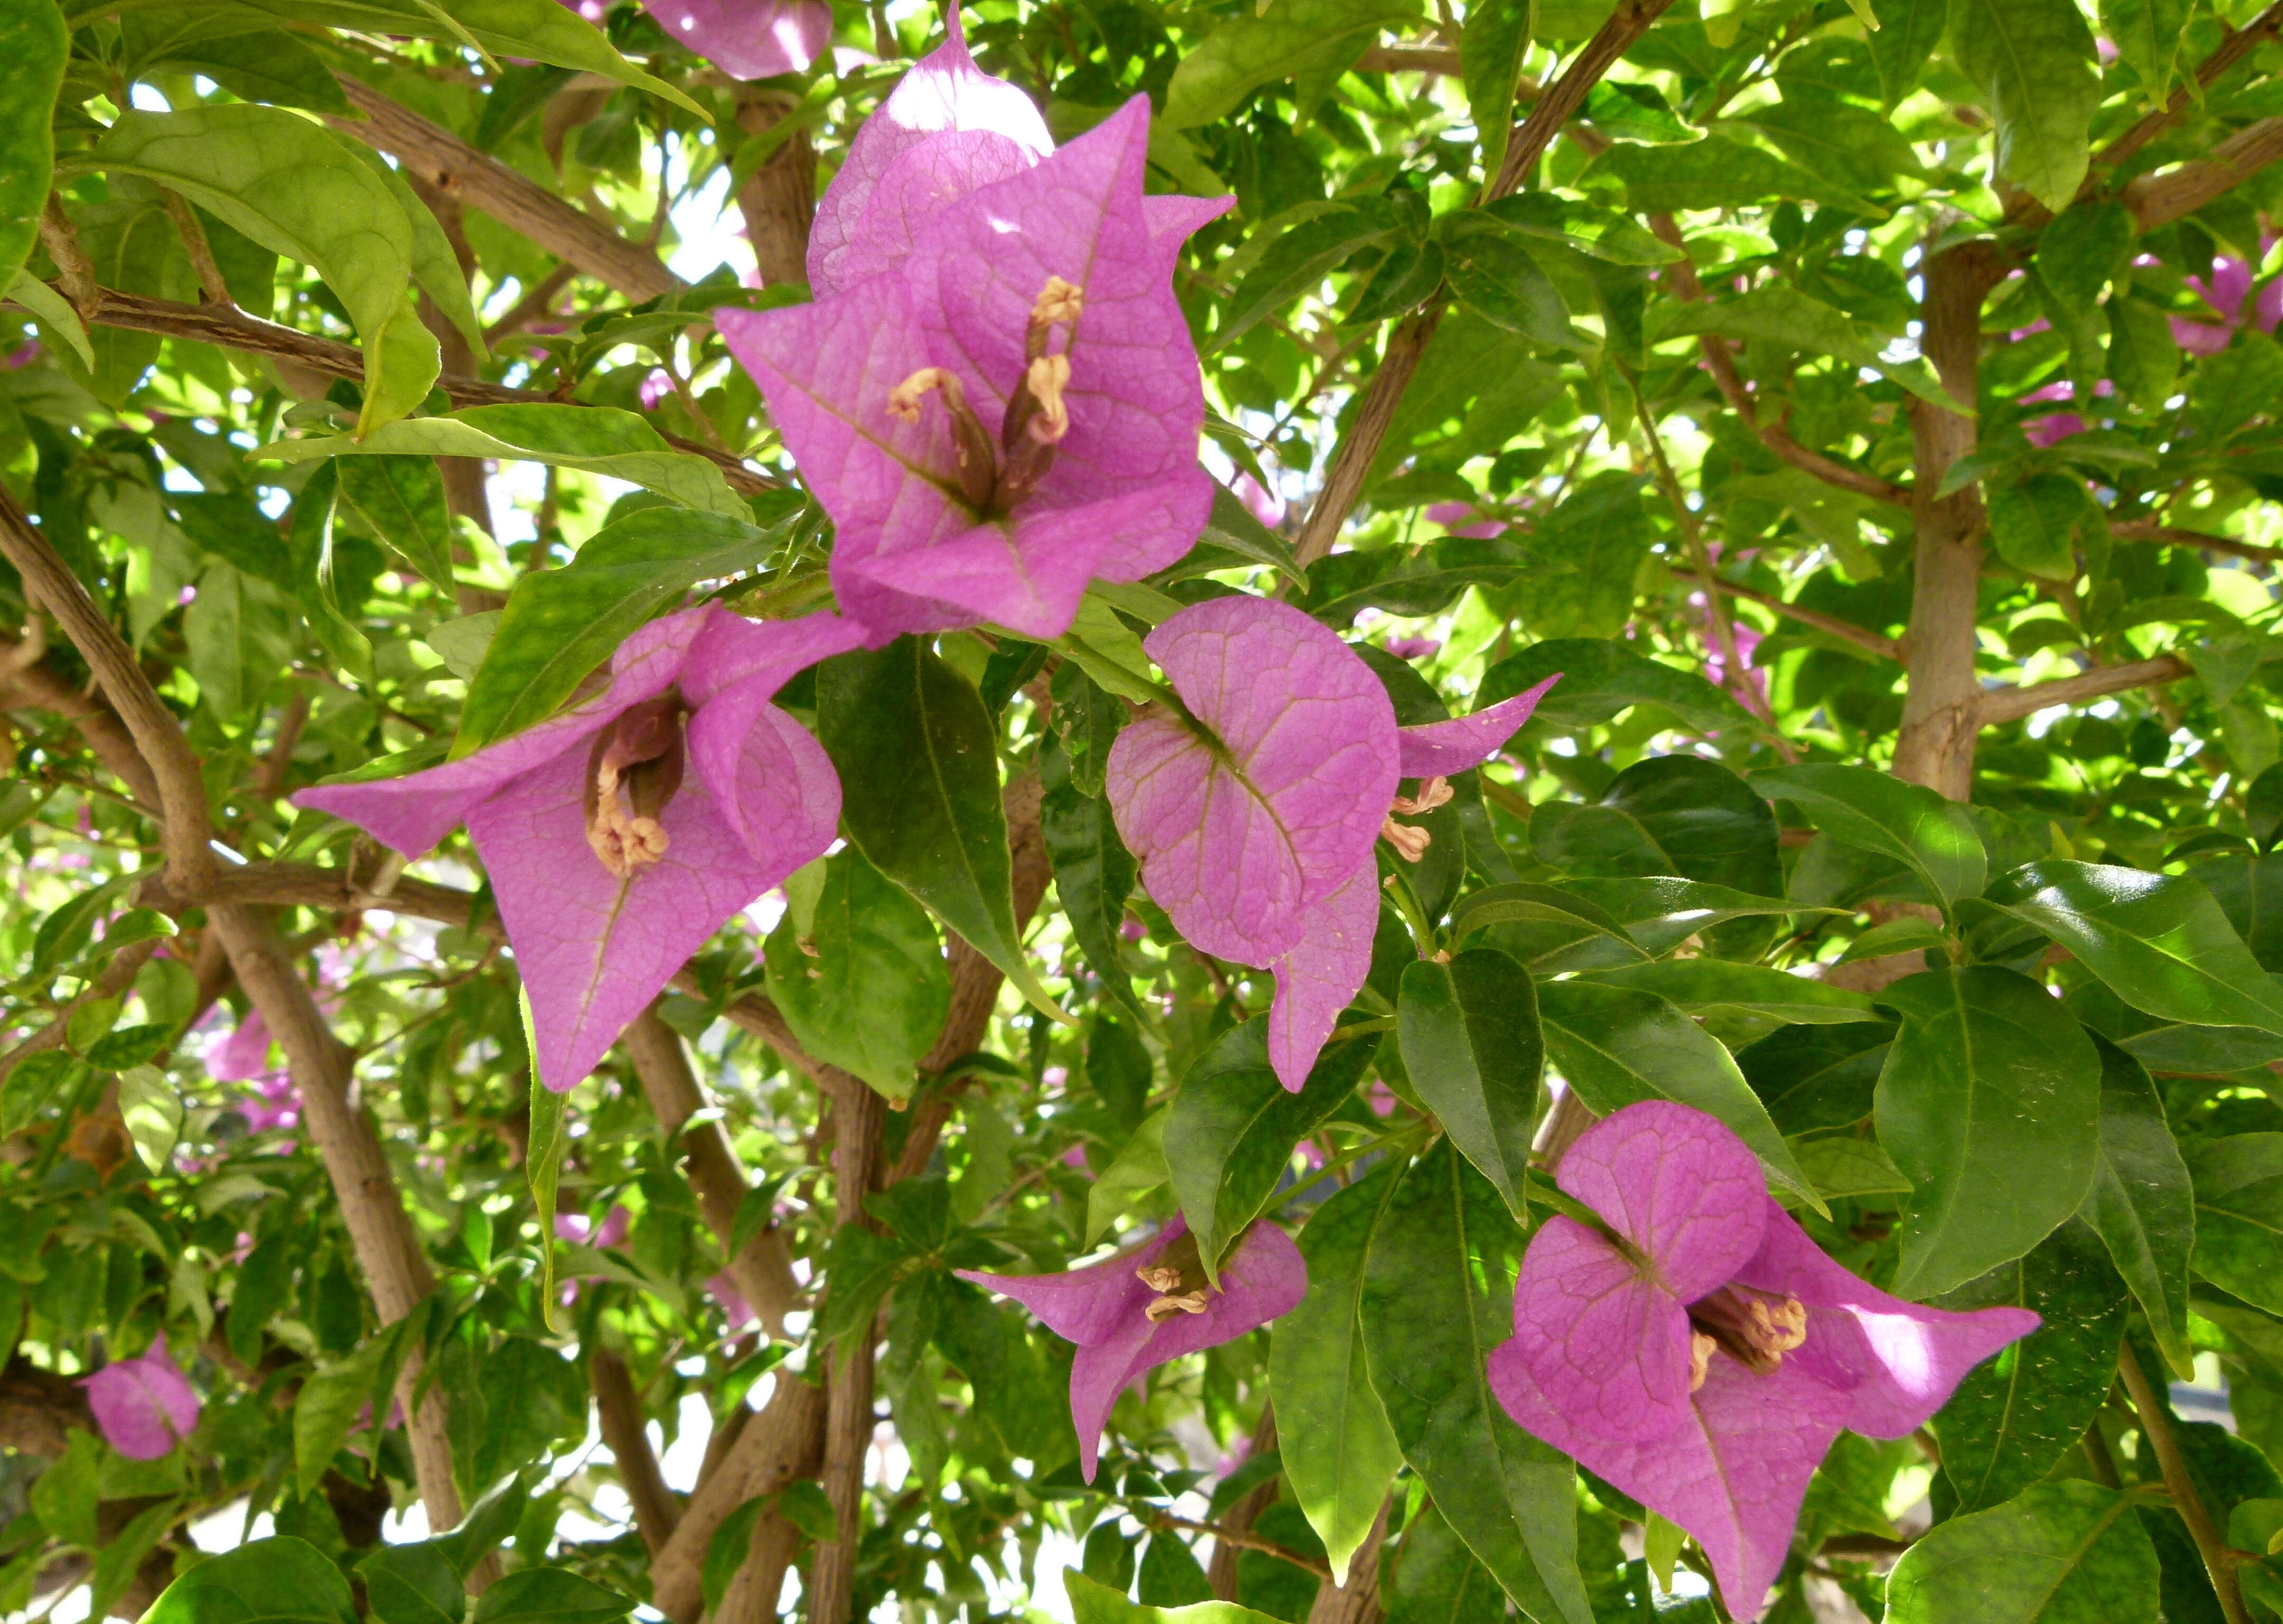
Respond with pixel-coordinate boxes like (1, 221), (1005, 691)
(1218, 207), (1397, 347)
(0, 0), (66, 284)
(525, 989), (568, 1326)
(1440, 219), (1583, 349)
(1595, 131), (1872, 215)
(30, 1428), (99, 1546)
(1933, 1219), (2129, 1513)
(1535, 755), (1784, 918)
(2101, 0), (2192, 107)
(87, 106), (431, 436)
(2081, 1036), (2197, 1379)
(1087, 1015), (1154, 1135)
(2036, 202), (2136, 316)
(1271, 1161), (1405, 1585)
(2185, 1133), (2283, 1316)
(1653, 285), (1955, 411)
(1461, 0), (1532, 188)
(1165, 484), (1307, 587)
(764, 849), (947, 1101)
(1447, 881), (1650, 973)
(1086, 1106), (1170, 1247)
(1753, 764), (1987, 912)
(818, 1223), (911, 1349)
(1885, 1481), (2158, 1623)
(133, 26), (356, 115)
(1576, 961), (1882, 1025)
(1868, 0), (1946, 106)
(1875, 968), (2103, 1298)
(1554, 876), (1842, 957)
(142, 1536), (360, 1624)
(1537, 979), (1817, 1206)
(1397, 948), (1545, 1219)
(1163, 0), (1423, 128)
(818, 637), (1066, 1024)
(1987, 473), (2100, 581)
(6, 268), (92, 372)
(468, 1567), (636, 1623)
(89, 1498), (180, 1622)
(1987, 860), (2283, 1038)
(359, 1541), (468, 1624)
(456, 508), (777, 753)
(1383, 1500), (1506, 1624)
(262, 404), (747, 521)
(1064, 1570), (1288, 1624)
(1360, 1142), (1593, 1624)
(1476, 637), (1756, 737)
(117, 1063), (182, 1173)
(1164, 1018), (1378, 1278)
(1503, 474), (1655, 641)
(294, 1307), (426, 1493)
(1478, 194), (1682, 268)
(1953, 0), (2101, 214)
(1790, 1133), (1915, 1201)
(337, 455), (456, 593)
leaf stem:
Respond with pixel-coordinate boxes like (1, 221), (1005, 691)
(2117, 1337), (2252, 1624)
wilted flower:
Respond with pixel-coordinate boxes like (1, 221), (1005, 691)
(958, 1215), (1305, 1480)
(82, 1343), (200, 1460)
(1488, 1102), (2038, 1620)
(299, 606), (865, 1093)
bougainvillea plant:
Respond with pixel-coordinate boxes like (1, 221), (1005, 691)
(16, 0), (2283, 1620)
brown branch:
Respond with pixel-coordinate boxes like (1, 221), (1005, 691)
(0, 487), (212, 892)
(807, 1070), (886, 1624)
(0, 644), (164, 812)
(1305, 1497), (1391, 1624)
(71, 285), (779, 496)
(2110, 518), (2283, 568)
(2127, 116), (2283, 229)
(2119, 1339), (2253, 1624)
(40, 197), (97, 318)
(590, 1349), (680, 1556)
(160, 190), (233, 307)
(1647, 215), (1914, 506)
(2095, 3), (2283, 174)
(1289, 0), (1675, 568)
(0, 1357), (93, 1460)
(255, 691), (310, 805)
(1209, 1408), (1282, 1599)
(329, 75), (680, 302)
(623, 1005), (803, 1336)
(0, 939), (160, 1083)
(734, 87), (817, 289)
(1157, 1511), (1331, 1584)
(1715, 579), (1902, 661)
(1975, 654), (2192, 726)
(1491, 0), (1677, 197)
(649, 1374), (827, 1623)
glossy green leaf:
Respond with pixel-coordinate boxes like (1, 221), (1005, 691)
(1218, 207), (1397, 347)
(1042, 733), (1147, 1025)
(1876, 968), (2103, 1298)
(1163, 0), (1422, 128)
(1441, 219), (1582, 349)
(1384, 1501), (1506, 1624)
(1754, 764), (1988, 911)
(1537, 979), (1816, 1205)
(1868, 0), (1946, 106)
(1397, 948), (1544, 1219)
(1885, 1481), (2158, 1624)
(1738, 1020), (1895, 1135)
(1460, 0), (1532, 188)
(87, 105), (431, 435)
(360, 1541), (467, 1624)
(1448, 881), (1650, 973)
(1952, 0), (2101, 214)
(1595, 131), (1861, 214)
(1271, 1161), (1405, 1585)
(469, 1566), (636, 1623)
(763, 848), (950, 1101)
(336, 455), (456, 594)
(1576, 961), (1882, 1026)
(0, 0), (66, 285)
(2082, 1037), (2197, 1379)
(456, 508), (776, 753)
(142, 1536), (360, 1624)
(1987, 860), (2283, 1037)
(117, 1063), (181, 1173)
(819, 637), (1066, 1024)
(1654, 285), (1953, 409)
(262, 404), (747, 519)
(2185, 1133), (2283, 1316)
(1477, 637), (1756, 737)
(1537, 754), (1784, 904)
(1933, 1219), (2128, 1512)
(1790, 1133), (1915, 1201)
(1064, 1571), (1287, 1624)
(1988, 474), (2100, 581)
(127, 23), (356, 115)
(89, 1498), (181, 1623)
(1163, 1018), (1377, 1278)
(1553, 876), (1842, 956)
(1360, 1143), (1593, 1624)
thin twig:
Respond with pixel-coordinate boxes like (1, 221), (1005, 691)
(1976, 655), (2192, 726)
(2118, 1339), (2252, 1624)
(1153, 1514), (1332, 1582)
(1714, 579), (1901, 661)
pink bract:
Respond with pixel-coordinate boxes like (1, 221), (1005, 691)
(635, 0), (831, 80)
(719, 92), (1229, 643)
(958, 1215), (1305, 1480)
(82, 1343), (200, 1460)
(1105, 597), (1557, 1090)
(804, 10), (1052, 298)
(296, 605), (866, 1094)
(1488, 1101), (2038, 1620)
(207, 1008), (273, 1082)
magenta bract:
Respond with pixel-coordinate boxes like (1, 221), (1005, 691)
(720, 66), (1228, 643)
(1104, 598), (1557, 1090)
(634, 0), (830, 80)
(958, 1215), (1305, 1480)
(82, 1343), (200, 1461)
(1488, 1102), (2038, 1619)
(296, 606), (865, 1094)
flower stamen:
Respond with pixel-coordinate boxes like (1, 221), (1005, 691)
(1380, 816), (1433, 862)
(1687, 1285), (1809, 1377)
(583, 694), (689, 879)
(1391, 777), (1454, 815)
